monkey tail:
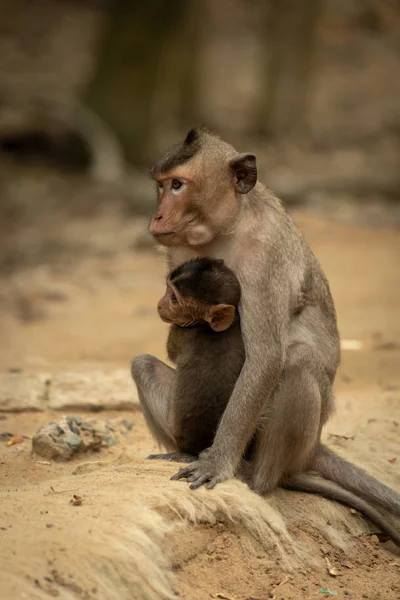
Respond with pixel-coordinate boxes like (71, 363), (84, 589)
(282, 472), (400, 547)
(312, 443), (400, 517)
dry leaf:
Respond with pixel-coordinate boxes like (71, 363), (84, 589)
(6, 435), (25, 446)
(388, 457), (397, 464)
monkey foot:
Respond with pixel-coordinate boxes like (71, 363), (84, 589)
(147, 452), (197, 463)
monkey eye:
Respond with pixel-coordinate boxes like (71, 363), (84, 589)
(170, 293), (178, 304)
(171, 179), (183, 190)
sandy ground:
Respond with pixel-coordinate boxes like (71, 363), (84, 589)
(0, 211), (399, 600)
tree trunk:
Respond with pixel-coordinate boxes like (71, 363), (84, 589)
(84, 0), (187, 165)
(254, 0), (321, 140)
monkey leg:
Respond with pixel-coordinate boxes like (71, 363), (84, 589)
(250, 343), (330, 494)
(131, 354), (177, 452)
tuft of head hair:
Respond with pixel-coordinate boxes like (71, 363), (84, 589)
(183, 128), (200, 145)
(151, 127), (205, 176)
(170, 257), (241, 307)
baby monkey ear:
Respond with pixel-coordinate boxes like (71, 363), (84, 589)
(205, 304), (236, 332)
(229, 153), (257, 194)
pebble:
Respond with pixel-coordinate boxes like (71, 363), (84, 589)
(32, 416), (134, 461)
(64, 433), (82, 450)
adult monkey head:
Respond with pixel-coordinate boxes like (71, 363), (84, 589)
(149, 128), (257, 248)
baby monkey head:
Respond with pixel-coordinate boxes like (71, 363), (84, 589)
(157, 257), (241, 331)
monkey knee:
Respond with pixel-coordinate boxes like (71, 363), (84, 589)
(130, 354), (157, 383)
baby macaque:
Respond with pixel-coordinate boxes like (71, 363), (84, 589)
(153, 257), (245, 461)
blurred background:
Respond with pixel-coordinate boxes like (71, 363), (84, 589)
(1, 0), (400, 272)
(0, 0), (399, 372)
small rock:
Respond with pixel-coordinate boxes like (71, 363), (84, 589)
(33, 427), (74, 461)
(340, 559), (352, 569)
(64, 433), (82, 450)
(103, 434), (117, 446)
(80, 421), (94, 431)
(66, 417), (80, 435)
(70, 495), (83, 506)
(32, 416), (132, 461)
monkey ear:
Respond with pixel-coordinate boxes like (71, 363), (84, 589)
(205, 304), (236, 332)
(229, 153), (257, 194)
(184, 128), (200, 145)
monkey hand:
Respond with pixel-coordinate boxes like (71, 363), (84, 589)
(170, 451), (233, 490)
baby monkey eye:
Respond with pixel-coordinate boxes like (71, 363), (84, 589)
(171, 179), (183, 190)
(170, 293), (178, 304)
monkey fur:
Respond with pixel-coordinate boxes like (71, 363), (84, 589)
(153, 257), (245, 459)
(131, 128), (400, 546)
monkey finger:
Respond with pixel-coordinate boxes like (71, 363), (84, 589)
(171, 466), (194, 481)
(205, 478), (219, 490)
(189, 475), (210, 490)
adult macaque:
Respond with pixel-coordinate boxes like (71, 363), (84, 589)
(131, 128), (400, 542)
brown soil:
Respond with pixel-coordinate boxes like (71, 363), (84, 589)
(0, 210), (399, 600)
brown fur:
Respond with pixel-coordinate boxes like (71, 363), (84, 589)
(138, 257), (245, 459)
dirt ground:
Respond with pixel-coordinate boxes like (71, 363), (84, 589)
(0, 210), (399, 600)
